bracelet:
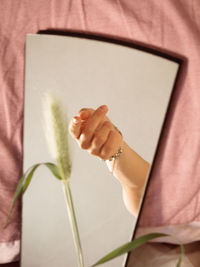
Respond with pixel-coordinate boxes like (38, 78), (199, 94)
(104, 125), (123, 174)
(107, 146), (123, 161)
(102, 125), (123, 162)
(106, 146), (123, 174)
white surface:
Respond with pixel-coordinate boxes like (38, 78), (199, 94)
(22, 34), (179, 267)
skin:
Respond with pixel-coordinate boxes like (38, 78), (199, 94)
(69, 105), (150, 216)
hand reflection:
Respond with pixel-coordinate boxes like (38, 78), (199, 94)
(69, 105), (150, 216)
(69, 105), (123, 160)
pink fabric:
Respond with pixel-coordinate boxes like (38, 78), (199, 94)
(0, 0), (200, 261)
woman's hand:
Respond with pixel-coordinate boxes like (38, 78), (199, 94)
(69, 105), (123, 160)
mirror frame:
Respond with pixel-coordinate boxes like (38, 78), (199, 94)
(22, 29), (185, 267)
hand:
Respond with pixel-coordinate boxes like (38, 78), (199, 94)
(68, 105), (123, 160)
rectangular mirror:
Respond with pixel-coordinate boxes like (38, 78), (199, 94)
(22, 31), (181, 267)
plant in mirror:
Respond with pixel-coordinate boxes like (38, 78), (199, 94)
(5, 31), (183, 267)
(4, 94), (184, 267)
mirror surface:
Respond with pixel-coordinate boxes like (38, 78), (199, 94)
(22, 33), (180, 267)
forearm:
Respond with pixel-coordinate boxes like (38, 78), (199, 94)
(106, 141), (150, 216)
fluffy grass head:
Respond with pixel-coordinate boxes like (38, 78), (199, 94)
(43, 93), (72, 180)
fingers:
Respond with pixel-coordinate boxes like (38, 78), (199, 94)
(69, 105), (123, 161)
(78, 108), (94, 120)
(68, 108), (94, 139)
(89, 121), (112, 156)
(68, 116), (82, 139)
(79, 105), (108, 149)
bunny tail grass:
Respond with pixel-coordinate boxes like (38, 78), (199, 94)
(44, 94), (84, 266)
(44, 93), (72, 181)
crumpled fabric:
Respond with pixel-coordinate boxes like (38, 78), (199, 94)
(127, 241), (200, 267)
(0, 0), (200, 263)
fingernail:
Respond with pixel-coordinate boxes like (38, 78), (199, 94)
(73, 117), (80, 124)
(100, 105), (108, 112)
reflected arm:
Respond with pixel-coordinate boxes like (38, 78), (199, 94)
(69, 106), (150, 216)
(106, 141), (150, 216)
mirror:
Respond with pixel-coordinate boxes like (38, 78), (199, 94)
(22, 31), (181, 267)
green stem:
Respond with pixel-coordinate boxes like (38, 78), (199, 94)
(62, 180), (84, 267)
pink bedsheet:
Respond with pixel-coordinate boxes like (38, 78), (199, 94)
(0, 0), (200, 263)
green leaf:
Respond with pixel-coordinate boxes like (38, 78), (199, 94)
(91, 233), (169, 266)
(22, 164), (41, 193)
(45, 163), (62, 180)
(3, 163), (39, 229)
(3, 162), (60, 229)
